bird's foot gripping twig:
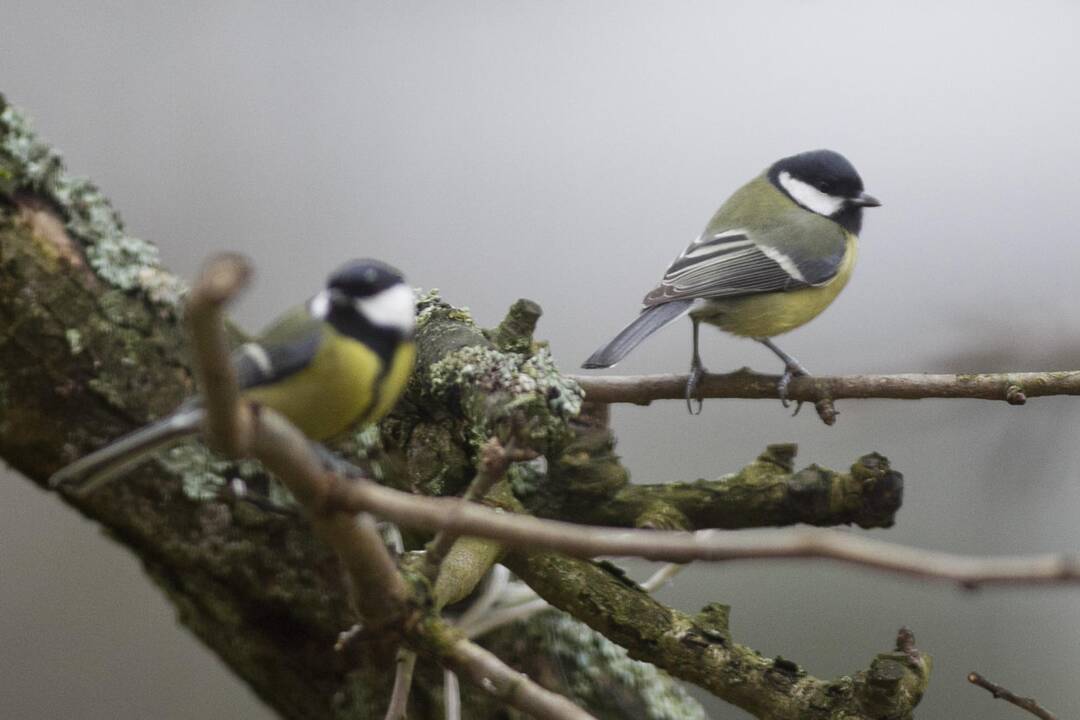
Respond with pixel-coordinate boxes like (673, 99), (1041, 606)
(776, 363), (809, 413)
(685, 358), (707, 415)
(685, 318), (707, 415)
(757, 337), (810, 411)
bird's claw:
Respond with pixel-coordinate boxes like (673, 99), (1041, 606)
(777, 363), (808, 411)
(777, 368), (794, 408)
(685, 362), (706, 415)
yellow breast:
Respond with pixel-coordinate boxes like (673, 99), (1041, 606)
(696, 233), (858, 338)
(244, 331), (414, 441)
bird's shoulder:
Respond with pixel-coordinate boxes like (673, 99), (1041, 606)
(705, 174), (846, 255)
(232, 304), (326, 390)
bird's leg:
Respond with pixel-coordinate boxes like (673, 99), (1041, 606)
(686, 318), (706, 415)
(756, 337), (809, 411)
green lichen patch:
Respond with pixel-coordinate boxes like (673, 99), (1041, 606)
(157, 442), (273, 503)
(64, 328), (84, 355)
(426, 344), (583, 453)
(415, 288), (473, 329)
(512, 612), (708, 720)
(0, 95), (186, 307)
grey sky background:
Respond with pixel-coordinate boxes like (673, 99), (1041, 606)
(3, 2), (1079, 718)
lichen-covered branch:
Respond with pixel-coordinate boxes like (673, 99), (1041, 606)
(571, 369), (1078, 406)
(530, 438), (902, 531)
(503, 550), (932, 720)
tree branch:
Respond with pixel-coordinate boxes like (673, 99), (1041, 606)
(532, 438), (902, 531)
(570, 369), (1080, 405)
(324, 477), (1080, 589)
(185, 253), (254, 457)
(437, 626), (597, 720)
(503, 550), (932, 720)
(968, 672), (1058, 720)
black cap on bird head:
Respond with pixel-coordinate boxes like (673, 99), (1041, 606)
(327, 259), (405, 299)
(767, 149), (881, 234)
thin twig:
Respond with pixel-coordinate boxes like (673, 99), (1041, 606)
(640, 563), (685, 592)
(465, 563), (685, 638)
(185, 253), (254, 456)
(968, 672), (1058, 720)
(444, 669), (461, 720)
(441, 630), (595, 720)
(383, 649), (417, 720)
(465, 597), (549, 639)
(569, 370), (1080, 406)
(325, 478), (1080, 588)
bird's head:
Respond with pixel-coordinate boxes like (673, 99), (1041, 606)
(768, 149), (880, 233)
(311, 259), (415, 335)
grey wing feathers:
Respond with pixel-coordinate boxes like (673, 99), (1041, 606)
(233, 328), (322, 390)
(643, 230), (841, 306)
(582, 300), (693, 368)
(48, 406), (204, 496)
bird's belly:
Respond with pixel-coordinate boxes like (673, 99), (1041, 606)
(244, 338), (381, 441)
(695, 235), (857, 338)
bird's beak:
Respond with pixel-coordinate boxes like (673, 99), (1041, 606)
(851, 191), (882, 208)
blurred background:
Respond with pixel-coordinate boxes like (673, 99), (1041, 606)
(3, 2), (1079, 717)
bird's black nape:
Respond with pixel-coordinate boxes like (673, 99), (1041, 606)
(327, 259), (404, 299)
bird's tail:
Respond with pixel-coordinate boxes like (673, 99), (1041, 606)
(49, 406), (205, 496)
(582, 300), (693, 369)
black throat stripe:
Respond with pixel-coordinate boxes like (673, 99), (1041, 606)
(326, 306), (403, 371)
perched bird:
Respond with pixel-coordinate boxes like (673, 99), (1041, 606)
(50, 259), (416, 494)
(582, 149), (880, 412)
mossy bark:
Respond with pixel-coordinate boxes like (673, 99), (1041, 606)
(504, 551), (931, 720)
(1, 94), (928, 719)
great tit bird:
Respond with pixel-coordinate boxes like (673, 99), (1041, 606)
(50, 259), (416, 494)
(582, 149), (880, 412)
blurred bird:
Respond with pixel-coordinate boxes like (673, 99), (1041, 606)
(50, 259), (416, 494)
(582, 149), (880, 412)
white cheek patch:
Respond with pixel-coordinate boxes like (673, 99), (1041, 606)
(778, 171), (846, 217)
(309, 290), (331, 319)
(355, 283), (416, 332)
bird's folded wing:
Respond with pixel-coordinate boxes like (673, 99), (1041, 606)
(232, 309), (325, 390)
(643, 226), (845, 305)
